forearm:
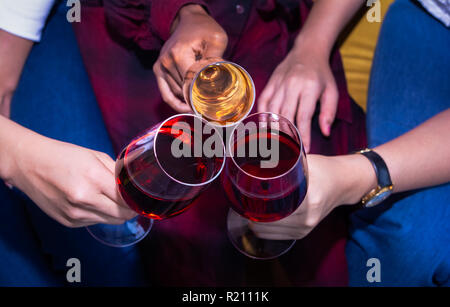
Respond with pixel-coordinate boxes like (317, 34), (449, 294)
(0, 115), (37, 182)
(0, 115), (26, 181)
(374, 109), (450, 192)
(294, 0), (365, 58)
(341, 109), (450, 205)
(0, 29), (33, 117)
(0, 30), (34, 180)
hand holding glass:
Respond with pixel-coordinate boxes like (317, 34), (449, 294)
(183, 57), (255, 127)
(223, 112), (308, 259)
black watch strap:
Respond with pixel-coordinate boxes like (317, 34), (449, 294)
(360, 149), (392, 188)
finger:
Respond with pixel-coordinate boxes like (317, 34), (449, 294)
(94, 152), (115, 174)
(170, 51), (197, 82)
(95, 167), (133, 212)
(154, 62), (192, 113)
(249, 216), (305, 233)
(91, 158), (135, 213)
(165, 72), (184, 99)
(319, 79), (338, 137)
(252, 231), (299, 240)
(249, 221), (308, 240)
(72, 180), (137, 221)
(296, 87), (321, 153)
(61, 202), (129, 227)
(258, 76), (278, 113)
(280, 84), (302, 125)
(257, 86), (273, 113)
(92, 194), (137, 221)
(160, 55), (183, 86)
(76, 210), (129, 226)
(266, 85), (285, 116)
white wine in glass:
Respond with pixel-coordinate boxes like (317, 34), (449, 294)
(183, 58), (255, 127)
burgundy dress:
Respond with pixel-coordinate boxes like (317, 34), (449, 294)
(73, 0), (367, 286)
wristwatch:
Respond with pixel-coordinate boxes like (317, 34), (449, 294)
(357, 149), (394, 208)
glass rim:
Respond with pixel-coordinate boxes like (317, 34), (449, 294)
(188, 60), (256, 128)
(227, 112), (304, 181)
(152, 113), (226, 187)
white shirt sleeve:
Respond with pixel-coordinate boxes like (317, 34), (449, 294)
(0, 0), (56, 42)
(418, 0), (450, 27)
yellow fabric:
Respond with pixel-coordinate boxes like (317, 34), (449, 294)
(340, 0), (394, 111)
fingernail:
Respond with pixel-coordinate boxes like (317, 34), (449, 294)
(325, 123), (331, 136)
(321, 118), (331, 136)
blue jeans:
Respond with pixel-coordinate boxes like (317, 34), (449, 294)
(346, 0), (450, 286)
(0, 4), (147, 286)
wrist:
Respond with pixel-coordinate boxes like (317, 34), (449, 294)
(0, 117), (44, 185)
(171, 4), (208, 33)
(335, 154), (378, 206)
(0, 118), (15, 182)
(178, 3), (207, 17)
(0, 141), (17, 185)
(292, 33), (332, 62)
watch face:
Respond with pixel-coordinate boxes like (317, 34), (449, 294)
(365, 189), (393, 208)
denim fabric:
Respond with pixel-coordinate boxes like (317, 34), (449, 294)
(0, 3), (147, 286)
(346, 0), (450, 286)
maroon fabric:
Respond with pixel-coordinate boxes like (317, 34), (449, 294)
(73, 0), (367, 286)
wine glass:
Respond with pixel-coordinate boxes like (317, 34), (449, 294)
(223, 112), (308, 259)
(87, 113), (226, 247)
(182, 57), (255, 127)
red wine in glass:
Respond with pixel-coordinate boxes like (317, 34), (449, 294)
(116, 124), (221, 219)
(224, 130), (307, 222)
(87, 114), (225, 247)
(224, 112), (308, 259)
